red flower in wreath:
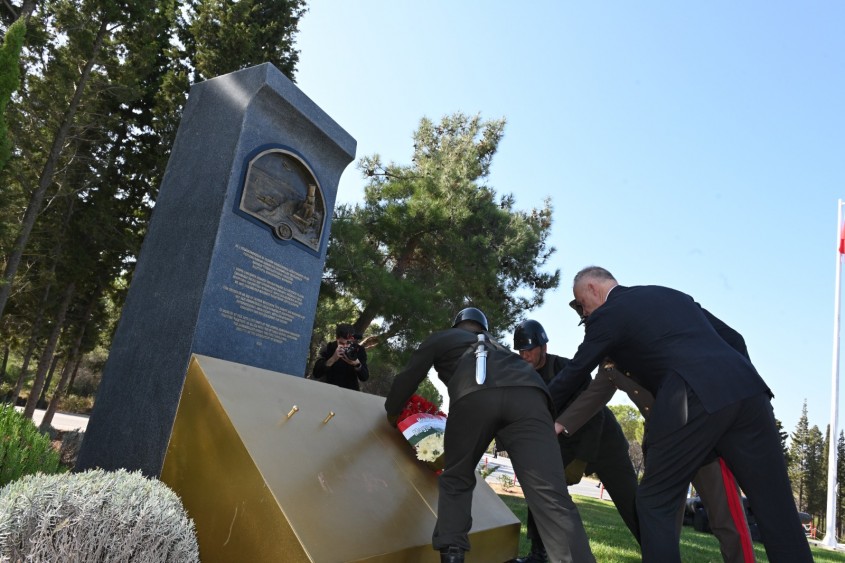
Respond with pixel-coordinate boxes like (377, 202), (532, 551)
(398, 394), (446, 420)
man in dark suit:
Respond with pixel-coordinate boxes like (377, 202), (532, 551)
(558, 299), (756, 563)
(548, 266), (811, 563)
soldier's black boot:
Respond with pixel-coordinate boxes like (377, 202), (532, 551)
(513, 541), (547, 563)
(440, 546), (465, 563)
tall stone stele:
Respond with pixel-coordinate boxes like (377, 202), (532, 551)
(76, 63), (357, 476)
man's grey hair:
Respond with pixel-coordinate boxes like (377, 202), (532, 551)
(573, 266), (617, 288)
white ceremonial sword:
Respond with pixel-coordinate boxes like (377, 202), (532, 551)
(475, 334), (487, 384)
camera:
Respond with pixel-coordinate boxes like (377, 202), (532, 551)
(342, 342), (361, 360)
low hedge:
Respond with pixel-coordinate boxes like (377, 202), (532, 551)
(0, 468), (199, 562)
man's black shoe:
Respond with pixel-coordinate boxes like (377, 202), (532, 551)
(513, 542), (547, 563)
(440, 546), (465, 563)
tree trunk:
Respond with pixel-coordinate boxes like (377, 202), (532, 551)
(16, 0), (36, 22)
(7, 180), (76, 404)
(0, 17), (109, 322)
(39, 290), (96, 431)
(66, 351), (82, 391)
(37, 352), (62, 406)
(354, 302), (380, 337)
(8, 326), (38, 404)
(3, 1), (36, 23)
(23, 282), (74, 419)
(0, 343), (8, 382)
(39, 352), (80, 432)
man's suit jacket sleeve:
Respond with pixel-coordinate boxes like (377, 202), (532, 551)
(548, 318), (614, 412)
(548, 370), (589, 413)
(605, 365), (654, 416)
(384, 336), (438, 415)
(555, 370), (617, 435)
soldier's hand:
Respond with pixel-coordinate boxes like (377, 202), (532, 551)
(564, 459), (587, 485)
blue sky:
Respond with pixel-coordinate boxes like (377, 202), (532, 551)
(294, 2), (845, 436)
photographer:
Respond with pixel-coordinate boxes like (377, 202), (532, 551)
(311, 324), (369, 391)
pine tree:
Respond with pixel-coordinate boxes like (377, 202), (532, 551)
(320, 113), (560, 392)
(788, 400), (811, 510)
(1, 0), (308, 409)
(805, 424), (826, 516)
(325, 113), (559, 340)
(177, 0), (305, 82)
(775, 416), (790, 465)
(0, 19), (25, 170)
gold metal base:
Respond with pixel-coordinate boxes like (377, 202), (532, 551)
(161, 354), (519, 562)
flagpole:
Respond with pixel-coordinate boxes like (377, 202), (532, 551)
(822, 198), (844, 547)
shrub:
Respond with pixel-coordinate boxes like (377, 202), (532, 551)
(59, 429), (85, 468)
(58, 392), (94, 414)
(0, 469), (199, 562)
(69, 351), (107, 397)
(69, 367), (101, 397)
(498, 474), (515, 491)
(0, 405), (62, 486)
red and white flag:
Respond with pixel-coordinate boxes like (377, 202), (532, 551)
(839, 221), (845, 254)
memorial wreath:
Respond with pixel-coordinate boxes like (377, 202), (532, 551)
(396, 394), (447, 473)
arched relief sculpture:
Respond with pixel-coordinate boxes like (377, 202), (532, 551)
(239, 149), (325, 252)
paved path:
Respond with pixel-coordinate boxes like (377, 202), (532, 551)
(477, 454), (610, 501)
(14, 406), (89, 432)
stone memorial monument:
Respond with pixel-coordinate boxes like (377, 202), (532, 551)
(76, 63), (357, 476)
(76, 63), (520, 561)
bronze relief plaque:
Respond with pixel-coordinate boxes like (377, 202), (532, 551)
(239, 149), (325, 252)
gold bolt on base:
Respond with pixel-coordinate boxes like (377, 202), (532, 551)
(322, 411), (335, 424)
(277, 405), (300, 426)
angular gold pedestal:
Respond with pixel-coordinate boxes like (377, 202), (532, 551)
(161, 354), (519, 562)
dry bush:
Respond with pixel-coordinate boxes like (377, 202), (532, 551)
(0, 469), (199, 562)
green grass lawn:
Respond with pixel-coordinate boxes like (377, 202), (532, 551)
(498, 492), (845, 563)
